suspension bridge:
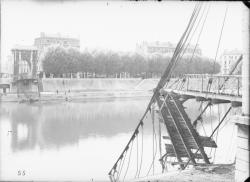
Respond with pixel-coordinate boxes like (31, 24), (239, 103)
(108, 2), (249, 182)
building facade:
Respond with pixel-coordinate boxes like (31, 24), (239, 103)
(11, 45), (38, 80)
(34, 32), (80, 72)
(136, 41), (202, 58)
(220, 49), (242, 75)
(2, 55), (14, 75)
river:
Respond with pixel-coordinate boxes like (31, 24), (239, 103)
(0, 97), (240, 181)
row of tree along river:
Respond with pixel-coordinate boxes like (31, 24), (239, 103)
(41, 47), (221, 78)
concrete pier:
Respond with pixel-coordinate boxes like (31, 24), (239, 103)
(234, 3), (250, 182)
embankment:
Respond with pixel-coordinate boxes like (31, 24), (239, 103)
(41, 78), (160, 92)
(42, 78), (143, 92)
(1, 78), (160, 102)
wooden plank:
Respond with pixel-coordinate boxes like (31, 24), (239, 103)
(234, 116), (249, 126)
(235, 169), (249, 182)
(169, 94), (210, 164)
(236, 158), (250, 173)
(237, 125), (249, 139)
(155, 93), (184, 169)
(236, 147), (249, 162)
(164, 96), (197, 164)
(163, 135), (217, 148)
(166, 161), (206, 165)
(237, 136), (249, 150)
(200, 136), (217, 148)
(165, 152), (203, 159)
(165, 144), (203, 159)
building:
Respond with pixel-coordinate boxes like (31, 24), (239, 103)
(34, 32), (80, 72)
(136, 41), (202, 58)
(1, 55), (14, 75)
(220, 49), (242, 75)
(11, 45), (38, 80)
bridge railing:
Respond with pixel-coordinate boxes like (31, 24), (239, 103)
(166, 74), (242, 97)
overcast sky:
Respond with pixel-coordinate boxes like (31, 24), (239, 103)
(1, 0), (245, 68)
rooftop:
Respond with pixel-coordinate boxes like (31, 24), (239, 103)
(36, 32), (79, 41)
(139, 41), (174, 47)
(11, 45), (38, 51)
(138, 41), (200, 49)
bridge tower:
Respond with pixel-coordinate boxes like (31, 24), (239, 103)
(11, 45), (40, 101)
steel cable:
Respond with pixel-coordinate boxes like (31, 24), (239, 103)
(134, 134), (139, 178)
(178, 2), (208, 61)
(116, 150), (128, 181)
(146, 129), (158, 176)
(122, 140), (134, 182)
(213, 104), (221, 163)
(109, 3), (203, 179)
(137, 125), (144, 178)
(212, 5), (229, 73)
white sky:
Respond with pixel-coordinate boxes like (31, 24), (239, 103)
(1, 0), (245, 69)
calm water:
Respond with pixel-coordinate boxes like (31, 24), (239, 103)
(0, 97), (240, 181)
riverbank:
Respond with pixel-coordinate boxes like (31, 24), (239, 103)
(134, 164), (235, 182)
(1, 78), (160, 102)
(0, 90), (153, 102)
(163, 164), (235, 182)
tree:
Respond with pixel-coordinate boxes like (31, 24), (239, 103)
(42, 47), (220, 77)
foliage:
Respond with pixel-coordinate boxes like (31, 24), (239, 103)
(42, 47), (221, 77)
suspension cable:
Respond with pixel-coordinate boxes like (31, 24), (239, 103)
(167, 3), (202, 80)
(183, 106), (232, 169)
(196, 102), (208, 136)
(213, 104), (221, 162)
(189, 3), (211, 62)
(212, 5), (228, 73)
(178, 2), (208, 61)
(151, 104), (155, 174)
(134, 134), (139, 178)
(115, 154), (123, 180)
(192, 3), (211, 115)
(116, 150), (128, 181)
(200, 116), (207, 136)
(137, 124), (144, 178)
(209, 105), (213, 156)
(122, 140), (134, 181)
(159, 2), (202, 89)
(146, 129), (158, 176)
(109, 3), (203, 180)
(158, 109), (163, 172)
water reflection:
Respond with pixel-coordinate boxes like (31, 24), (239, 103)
(2, 98), (153, 151)
(0, 98), (241, 180)
(7, 104), (40, 152)
(1, 99), (240, 154)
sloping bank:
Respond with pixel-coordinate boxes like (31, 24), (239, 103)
(42, 78), (143, 91)
(40, 78), (160, 101)
(0, 78), (160, 102)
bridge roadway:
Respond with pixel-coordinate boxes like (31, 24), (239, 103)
(163, 74), (242, 104)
